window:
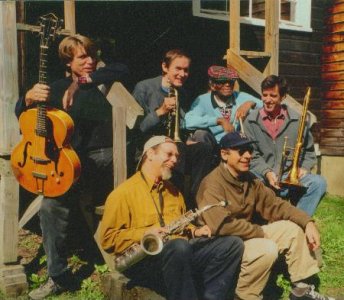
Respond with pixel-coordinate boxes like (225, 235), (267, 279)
(192, 0), (312, 32)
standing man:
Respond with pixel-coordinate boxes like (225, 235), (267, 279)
(15, 34), (129, 299)
(132, 49), (213, 209)
(99, 135), (244, 300)
(184, 65), (262, 151)
(197, 132), (336, 300)
(243, 75), (326, 216)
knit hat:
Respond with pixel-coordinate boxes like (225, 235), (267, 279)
(208, 65), (239, 82)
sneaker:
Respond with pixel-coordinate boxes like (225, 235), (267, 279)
(28, 277), (66, 300)
(289, 284), (335, 300)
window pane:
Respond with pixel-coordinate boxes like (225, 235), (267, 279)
(200, 0), (228, 11)
(281, 0), (291, 21)
(252, 0), (265, 19)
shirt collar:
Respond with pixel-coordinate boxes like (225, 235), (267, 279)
(211, 92), (236, 109)
(260, 106), (288, 121)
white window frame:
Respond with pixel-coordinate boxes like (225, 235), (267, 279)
(192, 0), (312, 33)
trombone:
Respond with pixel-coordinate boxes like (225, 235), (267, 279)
(278, 87), (311, 188)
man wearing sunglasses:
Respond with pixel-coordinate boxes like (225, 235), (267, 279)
(184, 65), (262, 151)
(196, 131), (336, 300)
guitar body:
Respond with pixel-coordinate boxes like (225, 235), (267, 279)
(11, 107), (81, 197)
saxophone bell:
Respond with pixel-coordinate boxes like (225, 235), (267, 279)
(141, 233), (164, 256)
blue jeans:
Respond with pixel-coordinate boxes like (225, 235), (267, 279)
(124, 236), (244, 300)
(278, 173), (327, 216)
(39, 147), (113, 279)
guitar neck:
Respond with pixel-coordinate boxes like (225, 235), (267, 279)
(36, 45), (49, 137)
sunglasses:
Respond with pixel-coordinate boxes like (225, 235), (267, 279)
(231, 145), (254, 156)
(213, 79), (236, 86)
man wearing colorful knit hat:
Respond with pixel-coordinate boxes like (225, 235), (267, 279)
(184, 65), (262, 152)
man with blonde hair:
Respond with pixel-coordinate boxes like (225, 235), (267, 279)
(15, 34), (129, 299)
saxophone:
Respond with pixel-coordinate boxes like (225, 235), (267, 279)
(115, 200), (228, 272)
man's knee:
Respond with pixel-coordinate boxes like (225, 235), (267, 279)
(244, 239), (278, 268)
(162, 238), (192, 261)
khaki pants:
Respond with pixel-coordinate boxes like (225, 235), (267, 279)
(236, 220), (320, 300)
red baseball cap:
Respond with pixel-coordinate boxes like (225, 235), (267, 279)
(208, 65), (239, 82)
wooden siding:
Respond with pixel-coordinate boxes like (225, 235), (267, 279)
(321, 0), (344, 156)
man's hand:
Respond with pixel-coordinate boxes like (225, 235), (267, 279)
(62, 80), (80, 110)
(144, 226), (169, 237)
(156, 97), (176, 116)
(25, 83), (50, 106)
(305, 221), (321, 251)
(298, 167), (308, 179)
(235, 101), (256, 120)
(217, 117), (235, 132)
(193, 225), (211, 238)
(265, 171), (280, 190)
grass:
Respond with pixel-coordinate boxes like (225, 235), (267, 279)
(1, 194), (344, 299)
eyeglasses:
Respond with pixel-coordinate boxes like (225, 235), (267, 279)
(231, 145), (254, 156)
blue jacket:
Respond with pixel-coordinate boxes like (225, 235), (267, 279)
(185, 91), (262, 143)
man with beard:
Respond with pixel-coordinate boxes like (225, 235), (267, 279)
(99, 135), (244, 300)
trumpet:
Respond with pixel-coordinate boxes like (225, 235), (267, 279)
(166, 85), (182, 142)
(115, 200), (228, 272)
(278, 87), (311, 187)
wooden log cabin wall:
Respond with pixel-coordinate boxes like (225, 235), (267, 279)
(322, 0), (344, 156)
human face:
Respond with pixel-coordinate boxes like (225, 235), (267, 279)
(211, 80), (236, 98)
(68, 45), (97, 78)
(220, 145), (253, 178)
(147, 142), (179, 180)
(261, 85), (283, 116)
(162, 56), (190, 87)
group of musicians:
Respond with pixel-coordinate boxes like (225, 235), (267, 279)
(15, 34), (336, 300)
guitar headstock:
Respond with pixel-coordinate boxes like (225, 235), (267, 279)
(39, 13), (63, 48)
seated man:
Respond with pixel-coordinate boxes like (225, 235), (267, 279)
(99, 136), (244, 300)
(132, 49), (214, 209)
(243, 75), (326, 216)
(184, 65), (262, 151)
(196, 131), (337, 300)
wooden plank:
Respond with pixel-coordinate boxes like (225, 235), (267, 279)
(322, 100), (344, 110)
(322, 71), (344, 81)
(322, 51), (344, 63)
(106, 82), (143, 130)
(18, 196), (43, 229)
(323, 43), (344, 53)
(64, 0), (75, 34)
(239, 50), (271, 58)
(322, 62), (344, 72)
(323, 91), (344, 100)
(321, 119), (344, 128)
(325, 23), (344, 34)
(325, 12), (344, 25)
(229, 0), (240, 54)
(264, 0), (279, 76)
(328, 2), (344, 14)
(320, 128), (344, 137)
(321, 81), (344, 91)
(112, 107), (126, 188)
(324, 33), (344, 43)
(320, 146), (344, 156)
(321, 137), (344, 144)
(322, 110), (344, 118)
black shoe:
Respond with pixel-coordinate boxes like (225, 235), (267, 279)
(28, 277), (66, 300)
(289, 284), (336, 300)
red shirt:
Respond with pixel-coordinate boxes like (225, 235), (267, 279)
(259, 107), (288, 140)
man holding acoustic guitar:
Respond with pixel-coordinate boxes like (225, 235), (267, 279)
(14, 34), (129, 299)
